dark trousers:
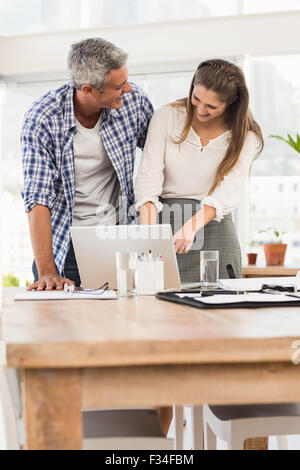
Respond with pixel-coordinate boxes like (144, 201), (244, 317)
(32, 240), (81, 287)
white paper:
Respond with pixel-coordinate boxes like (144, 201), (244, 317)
(218, 276), (300, 292)
(175, 292), (300, 304)
(14, 289), (117, 301)
(176, 293), (203, 299)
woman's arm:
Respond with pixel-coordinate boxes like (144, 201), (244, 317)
(138, 201), (158, 225)
(201, 132), (259, 221)
(174, 205), (216, 254)
(135, 106), (172, 216)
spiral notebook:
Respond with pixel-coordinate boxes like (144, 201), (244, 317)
(14, 288), (117, 301)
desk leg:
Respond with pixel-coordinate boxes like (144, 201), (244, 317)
(23, 369), (82, 450)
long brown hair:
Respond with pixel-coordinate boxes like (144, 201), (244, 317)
(172, 59), (263, 194)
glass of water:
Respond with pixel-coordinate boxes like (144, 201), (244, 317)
(200, 251), (219, 289)
(116, 252), (138, 298)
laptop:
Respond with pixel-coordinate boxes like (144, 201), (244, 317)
(70, 224), (181, 290)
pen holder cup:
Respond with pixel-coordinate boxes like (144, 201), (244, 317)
(135, 260), (164, 295)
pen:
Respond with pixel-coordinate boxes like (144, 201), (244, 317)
(148, 250), (153, 261)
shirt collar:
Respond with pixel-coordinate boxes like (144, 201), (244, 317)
(102, 107), (121, 123)
(63, 83), (121, 130)
(188, 127), (231, 148)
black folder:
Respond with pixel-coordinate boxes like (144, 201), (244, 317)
(156, 291), (300, 309)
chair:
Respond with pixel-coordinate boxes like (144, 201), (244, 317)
(0, 366), (20, 450)
(173, 405), (203, 450)
(203, 403), (300, 450)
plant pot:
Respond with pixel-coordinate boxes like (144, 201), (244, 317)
(263, 243), (287, 266)
(247, 253), (257, 265)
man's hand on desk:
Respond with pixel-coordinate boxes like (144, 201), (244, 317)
(27, 273), (75, 291)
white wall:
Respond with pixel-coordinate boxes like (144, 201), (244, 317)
(1, 10), (300, 77)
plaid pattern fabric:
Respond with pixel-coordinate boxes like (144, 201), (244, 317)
(21, 82), (154, 275)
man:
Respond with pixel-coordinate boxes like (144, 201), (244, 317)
(21, 38), (172, 439)
(21, 37), (154, 291)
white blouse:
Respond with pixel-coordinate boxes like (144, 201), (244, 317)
(134, 104), (259, 222)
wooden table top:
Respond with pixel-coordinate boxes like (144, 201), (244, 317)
(3, 288), (300, 369)
(243, 265), (299, 277)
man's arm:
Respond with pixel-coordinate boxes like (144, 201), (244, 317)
(21, 119), (74, 291)
(27, 205), (74, 291)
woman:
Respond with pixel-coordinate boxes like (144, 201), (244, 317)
(135, 59), (263, 282)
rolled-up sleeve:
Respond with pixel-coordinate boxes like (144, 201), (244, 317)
(135, 106), (171, 213)
(21, 120), (57, 213)
(202, 132), (260, 221)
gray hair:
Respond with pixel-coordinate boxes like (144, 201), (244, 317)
(68, 38), (128, 91)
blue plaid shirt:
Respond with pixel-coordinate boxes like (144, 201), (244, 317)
(21, 82), (154, 275)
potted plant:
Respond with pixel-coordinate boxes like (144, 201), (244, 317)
(246, 236), (259, 265)
(258, 227), (287, 266)
(269, 133), (300, 154)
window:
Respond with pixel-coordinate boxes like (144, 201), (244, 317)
(2, 0), (300, 36)
(93, 0), (239, 27)
(243, 0), (300, 14)
(0, 0), (239, 35)
(246, 54), (300, 264)
(0, 0), (82, 35)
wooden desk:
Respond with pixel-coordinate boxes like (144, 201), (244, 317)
(243, 266), (299, 278)
(3, 287), (300, 450)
